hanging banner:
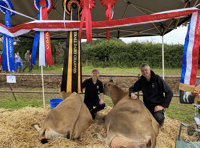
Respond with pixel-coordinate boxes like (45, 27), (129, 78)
(0, 0), (15, 72)
(179, 11), (200, 92)
(0, 7), (199, 41)
(61, 9), (82, 93)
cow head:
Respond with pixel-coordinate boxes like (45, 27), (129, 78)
(103, 80), (119, 96)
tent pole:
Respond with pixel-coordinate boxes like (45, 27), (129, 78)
(41, 65), (45, 108)
(162, 36), (164, 80)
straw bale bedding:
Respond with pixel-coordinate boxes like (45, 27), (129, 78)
(0, 106), (198, 148)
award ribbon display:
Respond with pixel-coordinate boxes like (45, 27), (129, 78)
(79, 0), (96, 42)
(61, 9), (82, 93)
(32, 0), (53, 66)
(0, 0), (15, 72)
(100, 0), (117, 39)
(0, 7), (199, 39)
(179, 11), (200, 92)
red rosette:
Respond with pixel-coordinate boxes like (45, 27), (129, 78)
(100, 0), (117, 8)
(33, 0), (53, 13)
(80, 0), (96, 10)
(100, 0), (117, 40)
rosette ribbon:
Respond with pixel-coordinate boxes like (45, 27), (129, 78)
(79, 0), (96, 42)
(32, 0), (53, 66)
(180, 10), (200, 91)
(0, 0), (15, 72)
(100, 0), (117, 40)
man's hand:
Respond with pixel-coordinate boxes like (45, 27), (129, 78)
(99, 93), (104, 104)
(131, 93), (137, 100)
(99, 99), (104, 104)
(154, 105), (165, 112)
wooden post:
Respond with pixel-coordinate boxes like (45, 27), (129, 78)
(8, 83), (18, 101)
(41, 65), (45, 108)
(5, 74), (18, 101)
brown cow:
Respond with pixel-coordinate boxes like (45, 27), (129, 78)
(96, 81), (160, 148)
(33, 92), (93, 142)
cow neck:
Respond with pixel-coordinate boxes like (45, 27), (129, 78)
(110, 85), (127, 106)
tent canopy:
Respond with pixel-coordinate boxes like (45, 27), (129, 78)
(0, 0), (199, 39)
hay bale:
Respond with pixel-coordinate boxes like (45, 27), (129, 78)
(0, 106), (198, 148)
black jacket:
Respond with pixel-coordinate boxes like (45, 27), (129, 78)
(129, 70), (173, 109)
(82, 78), (103, 103)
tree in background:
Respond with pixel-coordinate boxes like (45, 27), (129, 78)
(81, 38), (191, 68)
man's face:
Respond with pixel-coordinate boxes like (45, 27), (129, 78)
(91, 71), (99, 79)
(141, 66), (151, 79)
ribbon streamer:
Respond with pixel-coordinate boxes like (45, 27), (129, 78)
(1, 7), (198, 38)
(0, 0), (15, 72)
(32, 0), (53, 66)
(61, 9), (82, 93)
(100, 0), (117, 40)
(180, 11), (200, 86)
(79, 0), (96, 42)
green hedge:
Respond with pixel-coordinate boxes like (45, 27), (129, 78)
(81, 39), (200, 68)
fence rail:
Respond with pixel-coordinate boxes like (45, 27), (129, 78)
(0, 73), (182, 97)
(0, 73), (194, 78)
(0, 90), (180, 97)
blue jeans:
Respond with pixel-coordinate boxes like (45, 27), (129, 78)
(16, 62), (22, 69)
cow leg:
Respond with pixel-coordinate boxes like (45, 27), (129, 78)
(33, 125), (64, 139)
(33, 124), (46, 136)
(44, 128), (64, 139)
(33, 124), (41, 132)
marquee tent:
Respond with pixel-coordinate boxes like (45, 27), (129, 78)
(0, 0), (199, 39)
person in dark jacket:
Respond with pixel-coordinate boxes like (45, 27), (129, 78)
(82, 69), (105, 119)
(129, 63), (173, 127)
(23, 50), (31, 72)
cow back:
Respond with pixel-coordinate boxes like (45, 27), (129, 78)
(105, 95), (159, 143)
(41, 92), (93, 139)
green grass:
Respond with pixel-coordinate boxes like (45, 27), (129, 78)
(0, 99), (45, 110)
(26, 64), (199, 76)
(166, 97), (196, 125)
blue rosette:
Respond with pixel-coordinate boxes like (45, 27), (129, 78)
(0, 0), (15, 16)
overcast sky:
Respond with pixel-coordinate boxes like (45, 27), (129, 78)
(120, 26), (188, 45)
(81, 26), (188, 45)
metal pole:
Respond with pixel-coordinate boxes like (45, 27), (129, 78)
(41, 65), (45, 108)
(162, 36), (164, 80)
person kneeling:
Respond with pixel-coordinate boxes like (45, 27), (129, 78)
(82, 69), (105, 119)
(129, 63), (173, 127)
